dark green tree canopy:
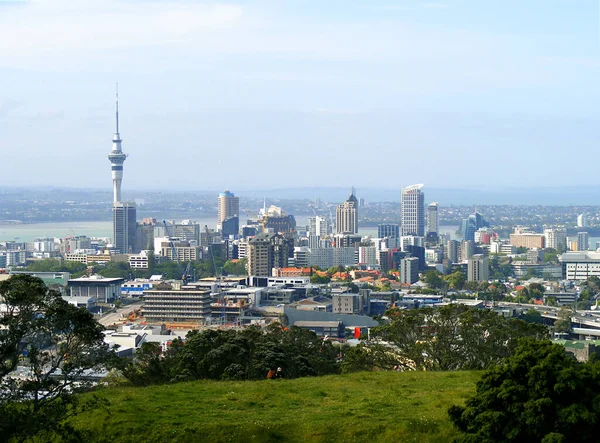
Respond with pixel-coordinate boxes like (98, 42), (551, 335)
(449, 339), (600, 442)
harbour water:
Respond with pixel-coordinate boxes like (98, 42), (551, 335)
(0, 219), (459, 242)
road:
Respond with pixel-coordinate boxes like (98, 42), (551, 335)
(497, 301), (600, 328)
(98, 300), (143, 327)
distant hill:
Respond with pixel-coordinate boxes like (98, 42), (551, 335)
(71, 371), (480, 442)
(235, 186), (600, 206)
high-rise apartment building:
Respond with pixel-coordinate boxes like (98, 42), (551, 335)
(309, 216), (330, 237)
(218, 190), (239, 231)
(577, 232), (590, 251)
(544, 227), (567, 251)
(247, 233), (290, 276)
(401, 184), (425, 236)
(400, 257), (419, 284)
(446, 240), (459, 263)
(577, 213), (588, 228)
(113, 202), (137, 254)
(467, 254), (489, 282)
(378, 224), (400, 239)
(336, 191), (358, 234)
(427, 202), (439, 235)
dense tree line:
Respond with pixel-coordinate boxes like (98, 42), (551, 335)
(119, 324), (340, 386)
(343, 304), (548, 372)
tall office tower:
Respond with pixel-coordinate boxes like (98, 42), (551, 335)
(544, 227), (567, 251)
(577, 232), (590, 251)
(401, 184), (425, 236)
(218, 190), (239, 231)
(461, 212), (489, 242)
(336, 190), (358, 234)
(113, 202), (137, 254)
(460, 240), (475, 262)
(378, 224), (400, 239)
(467, 254), (489, 282)
(108, 87), (127, 203)
(577, 213), (588, 228)
(427, 202), (439, 235)
(309, 216), (330, 237)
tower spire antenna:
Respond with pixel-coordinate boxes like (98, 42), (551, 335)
(115, 82), (119, 134)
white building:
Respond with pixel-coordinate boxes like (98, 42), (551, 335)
(560, 251), (600, 280)
(577, 213), (588, 228)
(309, 216), (330, 237)
(544, 228), (567, 251)
(401, 184), (425, 236)
(129, 252), (150, 269)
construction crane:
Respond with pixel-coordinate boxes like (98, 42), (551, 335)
(205, 225), (226, 325)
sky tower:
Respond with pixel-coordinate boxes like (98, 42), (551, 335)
(108, 85), (127, 203)
(108, 85), (136, 254)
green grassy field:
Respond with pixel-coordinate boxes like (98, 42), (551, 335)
(72, 371), (480, 443)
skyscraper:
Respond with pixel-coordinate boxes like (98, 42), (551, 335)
(401, 184), (425, 236)
(336, 190), (358, 234)
(461, 212), (489, 242)
(467, 254), (489, 282)
(378, 224), (400, 239)
(217, 190), (239, 231)
(309, 216), (330, 237)
(113, 202), (137, 254)
(427, 202), (439, 235)
(577, 232), (590, 251)
(108, 87), (137, 253)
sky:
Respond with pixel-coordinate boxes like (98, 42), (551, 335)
(0, 0), (599, 193)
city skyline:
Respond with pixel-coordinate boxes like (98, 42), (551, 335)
(0, 1), (598, 191)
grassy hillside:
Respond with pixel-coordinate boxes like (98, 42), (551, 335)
(72, 371), (480, 443)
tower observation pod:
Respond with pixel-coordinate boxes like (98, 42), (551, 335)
(108, 84), (128, 203)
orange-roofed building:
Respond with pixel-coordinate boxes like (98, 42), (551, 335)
(273, 267), (312, 277)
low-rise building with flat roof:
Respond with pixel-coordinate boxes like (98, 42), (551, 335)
(68, 275), (124, 303)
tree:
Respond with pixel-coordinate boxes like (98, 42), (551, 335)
(543, 248), (558, 263)
(25, 258), (87, 275)
(310, 274), (331, 284)
(444, 270), (466, 290)
(554, 306), (572, 333)
(222, 258), (247, 276)
(370, 305), (548, 371)
(423, 271), (443, 289)
(120, 324), (340, 385)
(0, 275), (112, 441)
(449, 339), (600, 442)
(521, 308), (543, 324)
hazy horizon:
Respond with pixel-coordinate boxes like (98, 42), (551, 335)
(1, 0), (598, 191)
